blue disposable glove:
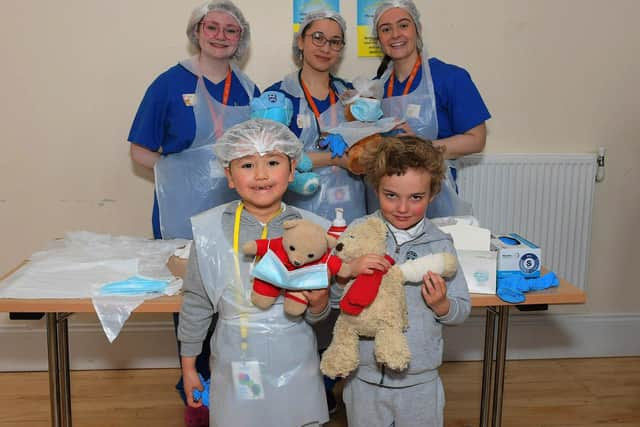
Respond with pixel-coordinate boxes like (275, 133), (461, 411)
(497, 272), (559, 304)
(320, 134), (348, 158)
(192, 374), (210, 407)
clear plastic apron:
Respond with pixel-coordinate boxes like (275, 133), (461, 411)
(367, 57), (472, 218)
(191, 203), (327, 427)
(280, 72), (367, 224)
(154, 57), (255, 239)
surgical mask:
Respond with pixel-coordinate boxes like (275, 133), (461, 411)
(99, 275), (169, 295)
(349, 97), (383, 122)
(250, 250), (329, 291)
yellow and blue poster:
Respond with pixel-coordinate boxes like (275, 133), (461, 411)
(357, 0), (383, 57)
(293, 0), (340, 33)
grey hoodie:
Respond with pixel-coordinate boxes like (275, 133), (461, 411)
(353, 211), (471, 387)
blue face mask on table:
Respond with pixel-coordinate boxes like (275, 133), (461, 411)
(99, 275), (169, 296)
(250, 250), (329, 291)
(349, 97), (383, 122)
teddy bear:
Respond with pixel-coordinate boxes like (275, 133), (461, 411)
(320, 216), (458, 379)
(322, 76), (404, 175)
(242, 218), (351, 316)
(250, 91), (320, 196)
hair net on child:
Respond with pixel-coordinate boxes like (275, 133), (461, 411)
(186, 0), (251, 60)
(292, 8), (347, 66)
(214, 119), (303, 167)
(372, 0), (423, 52)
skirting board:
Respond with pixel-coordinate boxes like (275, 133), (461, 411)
(1, 312), (639, 372)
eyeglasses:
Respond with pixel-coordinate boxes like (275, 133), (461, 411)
(199, 20), (242, 41)
(305, 31), (345, 52)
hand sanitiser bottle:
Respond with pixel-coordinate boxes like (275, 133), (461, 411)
(328, 208), (347, 239)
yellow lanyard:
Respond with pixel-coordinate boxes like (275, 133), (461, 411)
(232, 202), (282, 353)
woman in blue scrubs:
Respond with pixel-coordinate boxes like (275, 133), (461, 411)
(371, 0), (491, 218)
(266, 9), (367, 225)
(127, 2), (258, 426)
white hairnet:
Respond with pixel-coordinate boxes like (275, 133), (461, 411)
(373, 0), (423, 52)
(186, 0), (251, 60)
(292, 8), (347, 66)
(214, 119), (303, 167)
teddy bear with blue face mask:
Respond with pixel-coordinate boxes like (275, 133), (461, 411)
(321, 76), (405, 175)
(242, 218), (352, 316)
(250, 91), (320, 196)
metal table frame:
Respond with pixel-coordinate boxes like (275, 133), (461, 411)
(1, 266), (585, 427)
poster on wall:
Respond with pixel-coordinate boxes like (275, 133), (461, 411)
(357, 0), (383, 57)
(293, 0), (341, 32)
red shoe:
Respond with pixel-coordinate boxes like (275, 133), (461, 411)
(184, 406), (209, 427)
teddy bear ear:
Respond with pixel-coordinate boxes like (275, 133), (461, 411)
(283, 219), (301, 230)
(326, 233), (338, 249)
(369, 217), (388, 235)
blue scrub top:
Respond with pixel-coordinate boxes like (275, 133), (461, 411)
(128, 63), (260, 238)
(265, 76), (352, 137)
(383, 57), (491, 139)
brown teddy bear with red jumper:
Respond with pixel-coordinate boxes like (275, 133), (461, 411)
(242, 218), (352, 316)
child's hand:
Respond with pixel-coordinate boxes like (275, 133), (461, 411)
(303, 287), (329, 314)
(183, 362), (204, 408)
(421, 271), (450, 317)
(348, 254), (392, 276)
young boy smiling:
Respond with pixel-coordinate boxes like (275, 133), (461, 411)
(342, 136), (471, 427)
(177, 119), (334, 427)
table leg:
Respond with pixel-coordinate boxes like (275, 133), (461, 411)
(479, 307), (496, 427)
(57, 314), (72, 427)
(491, 305), (510, 427)
(46, 314), (62, 427)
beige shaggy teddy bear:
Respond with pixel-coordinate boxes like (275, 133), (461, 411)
(320, 216), (458, 378)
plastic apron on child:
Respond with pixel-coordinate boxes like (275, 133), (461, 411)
(369, 56), (472, 218)
(280, 72), (367, 224)
(154, 57), (255, 239)
(191, 204), (328, 427)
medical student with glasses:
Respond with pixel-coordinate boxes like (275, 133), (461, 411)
(369, 0), (491, 219)
(127, 1), (258, 426)
(266, 9), (367, 225)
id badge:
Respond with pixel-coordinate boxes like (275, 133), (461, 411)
(297, 113), (311, 129)
(231, 360), (265, 400)
(406, 103), (421, 118)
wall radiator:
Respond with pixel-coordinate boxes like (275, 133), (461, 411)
(456, 153), (597, 291)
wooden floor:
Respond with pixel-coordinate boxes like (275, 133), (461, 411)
(0, 357), (638, 426)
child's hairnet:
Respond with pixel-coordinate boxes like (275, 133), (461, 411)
(373, 0), (423, 52)
(186, 0), (251, 60)
(214, 119), (303, 167)
(292, 8), (347, 67)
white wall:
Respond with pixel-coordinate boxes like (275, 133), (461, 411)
(1, 0), (639, 369)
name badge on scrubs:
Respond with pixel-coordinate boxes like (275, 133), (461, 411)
(406, 103), (421, 118)
(297, 113), (311, 129)
(182, 93), (196, 107)
(231, 361), (265, 400)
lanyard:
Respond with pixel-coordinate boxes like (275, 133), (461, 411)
(202, 66), (233, 139)
(299, 70), (338, 133)
(387, 55), (422, 97)
(232, 202), (282, 353)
